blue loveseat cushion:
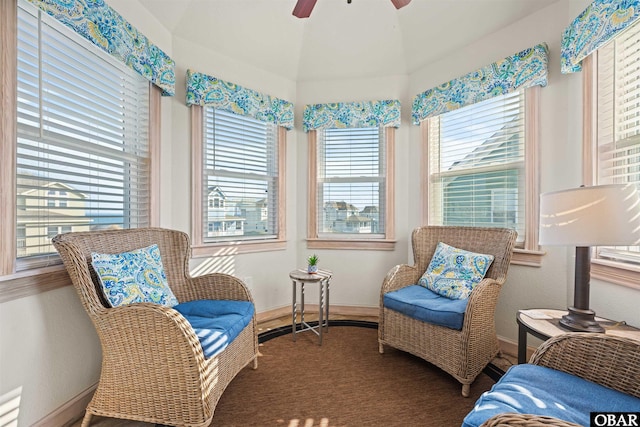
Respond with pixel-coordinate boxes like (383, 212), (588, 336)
(463, 364), (640, 427)
(174, 300), (254, 359)
(383, 285), (468, 330)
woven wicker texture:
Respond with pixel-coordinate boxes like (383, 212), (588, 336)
(378, 226), (517, 397)
(52, 228), (259, 427)
(480, 413), (582, 427)
(479, 333), (640, 426)
(531, 333), (640, 398)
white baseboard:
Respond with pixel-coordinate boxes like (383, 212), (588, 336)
(256, 305), (291, 323)
(32, 382), (96, 427)
(49, 306), (546, 426)
(498, 335), (535, 361)
(44, 306), (378, 426)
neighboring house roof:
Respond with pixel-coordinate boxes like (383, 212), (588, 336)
(324, 201), (359, 211)
(207, 185), (226, 198)
(361, 206), (378, 214)
(17, 178), (87, 199)
(236, 198), (267, 207)
(346, 214), (372, 223)
(449, 116), (520, 171)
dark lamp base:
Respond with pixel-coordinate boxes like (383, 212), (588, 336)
(559, 307), (605, 333)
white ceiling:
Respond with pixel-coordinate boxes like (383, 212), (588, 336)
(138, 0), (559, 82)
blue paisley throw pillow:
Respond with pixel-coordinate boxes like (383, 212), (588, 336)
(418, 242), (494, 300)
(91, 244), (179, 308)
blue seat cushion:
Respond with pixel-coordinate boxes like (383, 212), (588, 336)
(463, 364), (640, 427)
(174, 299), (254, 359)
(383, 285), (468, 330)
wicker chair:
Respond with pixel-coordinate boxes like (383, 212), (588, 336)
(477, 333), (640, 426)
(52, 227), (259, 427)
(378, 226), (517, 397)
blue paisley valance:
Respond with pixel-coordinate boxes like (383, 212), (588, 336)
(561, 0), (640, 74)
(186, 70), (294, 130)
(27, 0), (176, 96)
(412, 43), (548, 125)
(302, 100), (401, 132)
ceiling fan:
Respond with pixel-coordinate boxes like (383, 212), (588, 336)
(293, 0), (412, 19)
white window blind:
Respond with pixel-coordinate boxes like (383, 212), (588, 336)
(203, 108), (279, 242)
(427, 91), (525, 240)
(317, 127), (385, 237)
(16, 1), (150, 270)
(595, 20), (640, 265)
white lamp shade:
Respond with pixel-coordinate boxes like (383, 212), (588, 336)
(539, 184), (640, 246)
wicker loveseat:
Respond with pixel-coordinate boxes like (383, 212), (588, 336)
(52, 227), (259, 427)
(378, 226), (517, 397)
(464, 333), (640, 427)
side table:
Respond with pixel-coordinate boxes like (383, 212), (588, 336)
(289, 268), (332, 345)
(516, 308), (640, 364)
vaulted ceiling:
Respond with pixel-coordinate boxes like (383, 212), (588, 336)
(138, 0), (559, 82)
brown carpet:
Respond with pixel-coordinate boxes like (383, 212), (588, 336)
(211, 325), (496, 427)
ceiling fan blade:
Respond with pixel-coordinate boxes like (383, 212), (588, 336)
(390, 0), (411, 9)
(293, 0), (318, 18)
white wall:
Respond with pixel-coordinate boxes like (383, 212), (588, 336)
(295, 75), (412, 309)
(168, 36), (301, 313)
(407, 1), (582, 343)
(4, 0), (640, 425)
(0, 2), (174, 426)
(0, 287), (102, 426)
(406, 0), (640, 344)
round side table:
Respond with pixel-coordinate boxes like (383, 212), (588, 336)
(289, 269), (332, 345)
(516, 308), (640, 363)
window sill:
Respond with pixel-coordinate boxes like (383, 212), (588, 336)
(591, 258), (640, 290)
(306, 238), (396, 250)
(511, 248), (545, 267)
(192, 240), (287, 257)
(0, 265), (71, 303)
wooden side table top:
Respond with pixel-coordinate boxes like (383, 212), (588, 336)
(289, 269), (332, 282)
(517, 309), (640, 341)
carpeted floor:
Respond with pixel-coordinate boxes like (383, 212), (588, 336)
(73, 321), (504, 427)
(211, 323), (496, 427)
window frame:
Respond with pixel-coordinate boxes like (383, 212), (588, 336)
(420, 86), (543, 266)
(306, 127), (396, 250)
(0, 0), (161, 302)
(583, 53), (640, 290)
(190, 105), (287, 257)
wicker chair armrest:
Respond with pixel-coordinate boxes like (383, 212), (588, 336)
(464, 278), (501, 319)
(530, 332), (640, 398)
(100, 302), (206, 368)
(381, 264), (421, 295)
(178, 273), (254, 303)
(480, 413), (582, 427)
(457, 278), (502, 343)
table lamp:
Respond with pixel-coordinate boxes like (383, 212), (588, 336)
(539, 183), (640, 332)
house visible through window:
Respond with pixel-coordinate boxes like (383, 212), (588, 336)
(307, 125), (395, 250)
(15, 0), (151, 270)
(317, 127), (385, 237)
(426, 90), (527, 245)
(201, 108), (279, 243)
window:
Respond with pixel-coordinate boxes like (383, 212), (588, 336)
(586, 20), (640, 286)
(422, 87), (541, 264)
(12, 1), (151, 271)
(491, 188), (518, 224)
(307, 127), (395, 250)
(319, 127), (385, 235)
(192, 107), (286, 255)
(1, 0), (161, 296)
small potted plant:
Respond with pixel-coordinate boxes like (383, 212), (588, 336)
(307, 254), (319, 274)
